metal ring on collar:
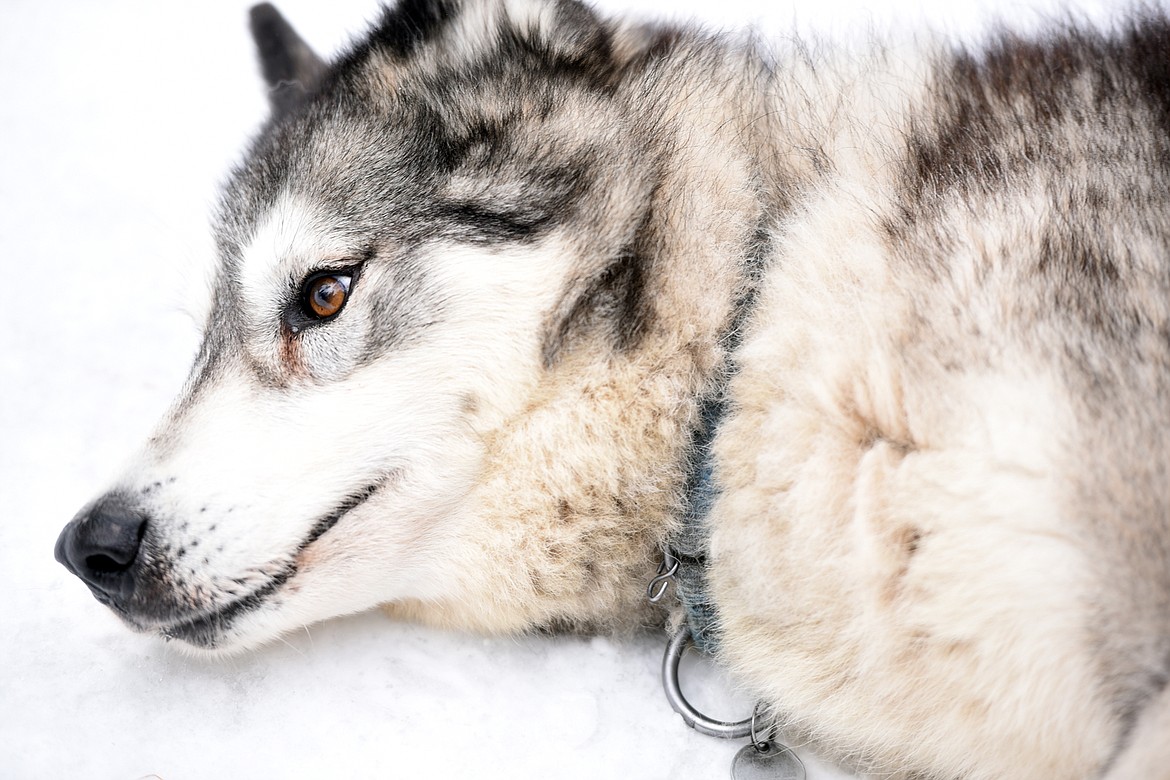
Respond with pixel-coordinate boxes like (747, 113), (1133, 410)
(750, 701), (777, 747)
(661, 624), (753, 739)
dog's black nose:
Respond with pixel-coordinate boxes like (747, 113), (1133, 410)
(55, 493), (148, 604)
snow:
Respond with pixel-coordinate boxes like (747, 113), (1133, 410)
(0, 0), (1115, 777)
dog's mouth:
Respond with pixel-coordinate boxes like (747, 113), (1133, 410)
(149, 479), (387, 649)
(157, 577), (287, 648)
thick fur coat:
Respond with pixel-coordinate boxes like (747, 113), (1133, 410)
(56, 1), (1170, 777)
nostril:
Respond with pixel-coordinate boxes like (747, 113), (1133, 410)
(84, 518), (142, 569)
(85, 553), (130, 575)
(56, 492), (150, 600)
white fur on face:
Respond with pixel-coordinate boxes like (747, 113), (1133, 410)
(124, 194), (578, 653)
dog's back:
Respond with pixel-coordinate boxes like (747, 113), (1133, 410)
(711, 20), (1170, 779)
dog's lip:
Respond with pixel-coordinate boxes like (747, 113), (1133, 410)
(156, 582), (283, 648)
(150, 477), (390, 648)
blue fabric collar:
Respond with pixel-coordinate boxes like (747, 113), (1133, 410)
(665, 232), (769, 652)
(668, 392), (726, 652)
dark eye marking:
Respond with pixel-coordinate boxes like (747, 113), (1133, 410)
(434, 160), (592, 243)
(436, 201), (556, 242)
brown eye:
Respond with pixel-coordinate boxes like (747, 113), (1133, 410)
(303, 272), (352, 319)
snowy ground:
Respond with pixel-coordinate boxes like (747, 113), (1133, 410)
(0, 0), (1116, 778)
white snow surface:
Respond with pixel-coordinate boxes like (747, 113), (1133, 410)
(0, 0), (1118, 778)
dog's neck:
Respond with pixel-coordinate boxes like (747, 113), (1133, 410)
(377, 48), (766, 636)
(382, 33), (927, 636)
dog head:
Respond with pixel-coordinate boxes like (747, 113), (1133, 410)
(55, 0), (684, 654)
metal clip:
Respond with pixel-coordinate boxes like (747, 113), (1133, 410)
(647, 550), (680, 602)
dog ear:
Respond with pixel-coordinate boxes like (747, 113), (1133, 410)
(248, 3), (325, 118)
(535, 0), (611, 67)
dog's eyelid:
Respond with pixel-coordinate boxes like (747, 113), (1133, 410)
(302, 255), (367, 286)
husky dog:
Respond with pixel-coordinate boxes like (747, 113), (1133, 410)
(55, 0), (1170, 777)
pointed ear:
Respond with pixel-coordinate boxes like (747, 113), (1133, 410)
(248, 3), (326, 117)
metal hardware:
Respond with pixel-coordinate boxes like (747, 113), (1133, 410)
(647, 551), (679, 602)
(661, 624), (753, 739)
(750, 702), (775, 750)
(731, 740), (805, 780)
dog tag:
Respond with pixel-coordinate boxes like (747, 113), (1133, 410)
(731, 741), (805, 780)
